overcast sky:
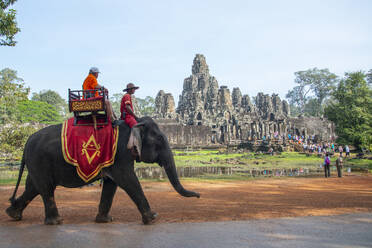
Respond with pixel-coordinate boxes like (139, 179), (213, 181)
(1, 0), (371, 104)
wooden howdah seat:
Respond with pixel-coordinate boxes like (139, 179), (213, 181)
(68, 88), (108, 128)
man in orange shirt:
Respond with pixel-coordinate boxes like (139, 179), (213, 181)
(120, 83), (139, 128)
(83, 67), (123, 126)
(82, 67), (102, 98)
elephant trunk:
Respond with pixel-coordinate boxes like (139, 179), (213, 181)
(161, 151), (200, 198)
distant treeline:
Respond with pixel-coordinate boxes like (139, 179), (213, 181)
(0, 67), (371, 158)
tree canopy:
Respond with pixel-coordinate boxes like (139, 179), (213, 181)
(32, 89), (68, 117)
(324, 71), (372, 151)
(286, 68), (338, 117)
(0, 68), (29, 123)
(17, 100), (63, 124)
(136, 96), (155, 116)
(0, 0), (19, 46)
(110, 94), (155, 118)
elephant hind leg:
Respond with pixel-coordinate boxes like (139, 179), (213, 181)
(6, 175), (39, 221)
(42, 194), (63, 225)
(39, 188), (62, 225)
(28, 173), (62, 225)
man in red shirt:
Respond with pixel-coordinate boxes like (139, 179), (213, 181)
(120, 83), (139, 128)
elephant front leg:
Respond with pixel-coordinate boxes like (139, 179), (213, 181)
(113, 169), (157, 225)
(96, 177), (117, 223)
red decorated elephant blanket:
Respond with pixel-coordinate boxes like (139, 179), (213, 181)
(61, 118), (119, 182)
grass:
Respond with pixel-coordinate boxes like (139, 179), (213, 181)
(137, 151), (329, 169)
(0, 168), (27, 186)
(1, 151), (371, 185)
(343, 157), (372, 172)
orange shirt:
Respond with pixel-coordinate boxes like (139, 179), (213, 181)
(82, 74), (99, 97)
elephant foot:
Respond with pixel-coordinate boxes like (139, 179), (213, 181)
(142, 211), (158, 225)
(6, 206), (23, 221)
(95, 214), (114, 223)
(44, 216), (63, 225)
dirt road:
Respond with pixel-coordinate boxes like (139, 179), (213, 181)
(1, 175), (372, 225)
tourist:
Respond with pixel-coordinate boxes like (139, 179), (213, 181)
(268, 147), (274, 156)
(338, 145), (343, 157)
(335, 156), (343, 177)
(324, 153), (331, 178)
(345, 145), (350, 157)
(82, 67), (122, 127)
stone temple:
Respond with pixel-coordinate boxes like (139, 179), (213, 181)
(151, 54), (334, 148)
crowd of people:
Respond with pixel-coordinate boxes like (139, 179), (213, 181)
(301, 141), (350, 178)
(302, 143), (350, 157)
(267, 132), (351, 179)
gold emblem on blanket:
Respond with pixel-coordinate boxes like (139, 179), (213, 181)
(81, 134), (101, 164)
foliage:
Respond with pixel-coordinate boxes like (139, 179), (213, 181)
(0, 122), (40, 158)
(110, 93), (122, 118)
(0, 0), (19, 46)
(109, 94), (155, 118)
(0, 68), (29, 123)
(303, 98), (321, 117)
(286, 68), (338, 116)
(16, 100), (63, 124)
(136, 96), (155, 116)
(324, 71), (372, 151)
(367, 69), (372, 85)
(32, 89), (68, 117)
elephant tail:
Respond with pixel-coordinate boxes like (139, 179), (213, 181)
(9, 152), (26, 205)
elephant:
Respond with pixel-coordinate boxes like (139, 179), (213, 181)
(6, 116), (200, 225)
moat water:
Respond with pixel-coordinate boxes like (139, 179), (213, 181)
(0, 162), (336, 180)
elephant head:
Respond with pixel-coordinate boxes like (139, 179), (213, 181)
(127, 117), (200, 198)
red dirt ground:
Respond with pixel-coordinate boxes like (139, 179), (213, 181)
(1, 174), (372, 226)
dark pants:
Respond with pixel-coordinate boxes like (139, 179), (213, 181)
(336, 166), (343, 177)
(324, 164), (330, 177)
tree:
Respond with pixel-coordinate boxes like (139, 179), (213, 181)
(286, 85), (311, 115)
(109, 94), (155, 118)
(32, 90), (68, 117)
(367, 69), (372, 85)
(303, 98), (321, 117)
(136, 96), (155, 116)
(0, 68), (29, 123)
(16, 100), (63, 124)
(110, 93), (123, 118)
(324, 71), (372, 151)
(0, 0), (20, 46)
(286, 68), (338, 116)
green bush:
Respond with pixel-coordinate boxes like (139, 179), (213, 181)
(0, 122), (40, 159)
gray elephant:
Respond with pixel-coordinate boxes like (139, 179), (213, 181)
(6, 117), (200, 225)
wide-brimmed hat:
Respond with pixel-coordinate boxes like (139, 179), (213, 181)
(123, 83), (139, 92)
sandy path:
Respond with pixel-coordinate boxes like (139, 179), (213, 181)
(1, 174), (371, 225)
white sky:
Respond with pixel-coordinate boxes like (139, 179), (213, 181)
(1, 0), (371, 105)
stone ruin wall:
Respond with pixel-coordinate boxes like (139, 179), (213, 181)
(151, 54), (335, 148)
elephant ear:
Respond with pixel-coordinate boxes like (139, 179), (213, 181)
(127, 124), (143, 159)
